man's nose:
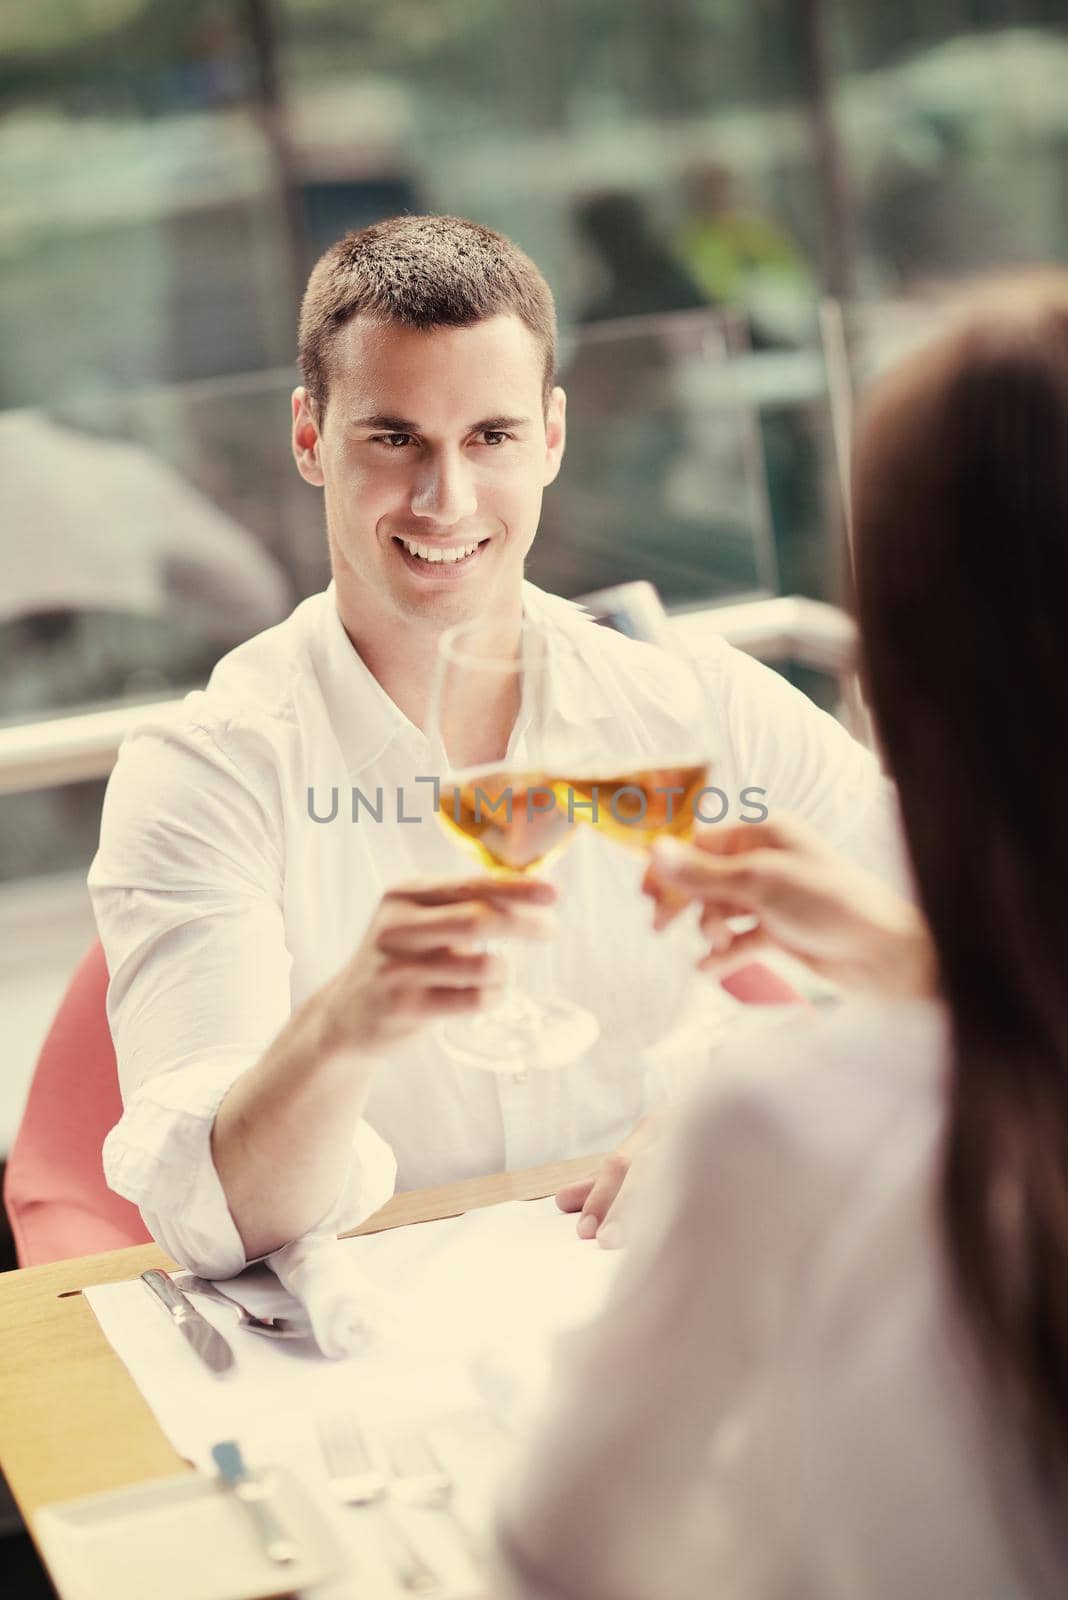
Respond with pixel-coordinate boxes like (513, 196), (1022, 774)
(409, 450), (478, 525)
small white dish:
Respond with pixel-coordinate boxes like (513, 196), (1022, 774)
(34, 1465), (344, 1600)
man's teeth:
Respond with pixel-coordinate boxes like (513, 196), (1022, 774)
(401, 539), (481, 564)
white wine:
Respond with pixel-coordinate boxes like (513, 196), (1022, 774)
(437, 761), (712, 871)
(557, 762), (710, 853)
(438, 769), (579, 875)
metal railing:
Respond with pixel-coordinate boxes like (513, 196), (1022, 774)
(0, 597), (862, 797)
(674, 593), (856, 675)
(0, 699), (188, 797)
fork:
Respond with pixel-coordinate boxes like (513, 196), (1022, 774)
(375, 1506), (443, 1595)
(317, 1414), (387, 1506)
(177, 1274), (311, 1339)
(385, 1430), (485, 1567)
(316, 1417), (441, 1594)
(384, 1431), (454, 1510)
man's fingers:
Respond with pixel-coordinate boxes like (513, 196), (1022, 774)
(554, 1178), (595, 1215)
(478, 903), (558, 940)
(379, 901), (555, 952)
(572, 1115), (658, 1244)
(378, 904), (492, 953)
(384, 877), (556, 909)
(595, 1199), (626, 1251)
(575, 1154), (629, 1240)
(420, 984), (504, 1014)
(381, 950), (506, 988)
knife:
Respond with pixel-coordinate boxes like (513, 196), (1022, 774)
(212, 1439), (298, 1565)
(141, 1269), (235, 1376)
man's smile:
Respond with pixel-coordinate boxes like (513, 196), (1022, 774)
(391, 534), (492, 576)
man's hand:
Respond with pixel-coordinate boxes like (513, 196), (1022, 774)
(320, 875), (558, 1059)
(555, 1114), (662, 1249)
(643, 813), (934, 999)
(214, 873), (557, 1261)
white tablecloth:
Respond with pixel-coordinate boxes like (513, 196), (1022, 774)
(85, 1198), (621, 1598)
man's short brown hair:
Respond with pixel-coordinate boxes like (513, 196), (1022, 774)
(298, 214), (557, 414)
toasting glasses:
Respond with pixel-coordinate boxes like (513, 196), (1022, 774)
(428, 610), (734, 1077)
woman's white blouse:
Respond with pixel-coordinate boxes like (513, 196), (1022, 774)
(498, 998), (1067, 1600)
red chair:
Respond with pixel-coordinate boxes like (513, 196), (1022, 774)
(3, 941), (151, 1267)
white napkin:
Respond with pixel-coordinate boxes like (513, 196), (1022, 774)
(267, 1231), (400, 1358)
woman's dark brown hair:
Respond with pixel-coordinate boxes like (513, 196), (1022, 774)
(852, 274), (1068, 1479)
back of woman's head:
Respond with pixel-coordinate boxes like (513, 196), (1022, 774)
(852, 272), (1068, 1483)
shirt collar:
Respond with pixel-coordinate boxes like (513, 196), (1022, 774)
(519, 582), (618, 727)
(312, 583), (420, 776)
(310, 580), (618, 778)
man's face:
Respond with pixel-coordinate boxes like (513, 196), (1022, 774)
(291, 313), (565, 632)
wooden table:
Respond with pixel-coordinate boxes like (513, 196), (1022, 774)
(0, 1153), (599, 1578)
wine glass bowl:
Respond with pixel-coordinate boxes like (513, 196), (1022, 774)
(438, 770), (578, 876)
(557, 760), (711, 855)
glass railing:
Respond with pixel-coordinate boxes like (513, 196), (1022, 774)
(532, 308), (783, 606)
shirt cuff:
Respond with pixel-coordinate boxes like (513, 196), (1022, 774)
(103, 1056), (397, 1278)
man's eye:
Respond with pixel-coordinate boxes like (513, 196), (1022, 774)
(479, 430), (508, 446)
(372, 433), (413, 448)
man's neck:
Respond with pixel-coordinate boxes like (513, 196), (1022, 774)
(343, 608), (444, 732)
(333, 587), (525, 765)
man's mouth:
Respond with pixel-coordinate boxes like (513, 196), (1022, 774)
(393, 536), (489, 569)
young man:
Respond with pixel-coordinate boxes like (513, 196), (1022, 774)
(90, 215), (901, 1300)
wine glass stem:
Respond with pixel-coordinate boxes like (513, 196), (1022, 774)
(485, 938), (534, 1082)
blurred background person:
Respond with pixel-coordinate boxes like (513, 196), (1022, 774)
(574, 189), (707, 327)
(677, 158), (808, 308)
(496, 273), (1068, 1599)
(538, 191), (714, 601)
(676, 157), (813, 345)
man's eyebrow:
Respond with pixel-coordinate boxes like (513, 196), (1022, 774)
(470, 415), (530, 432)
(348, 413), (532, 433)
(349, 413), (420, 432)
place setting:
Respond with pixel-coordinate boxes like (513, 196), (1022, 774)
(46, 1195), (624, 1598)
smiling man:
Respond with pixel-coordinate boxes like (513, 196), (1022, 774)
(291, 278), (564, 723)
(89, 216), (903, 1301)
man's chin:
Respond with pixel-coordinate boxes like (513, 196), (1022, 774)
(391, 560), (523, 625)
(393, 584), (503, 628)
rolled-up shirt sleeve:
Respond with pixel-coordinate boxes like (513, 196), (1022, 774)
(89, 711), (396, 1277)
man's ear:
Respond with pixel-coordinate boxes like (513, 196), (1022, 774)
(542, 386), (566, 488)
(292, 387), (325, 487)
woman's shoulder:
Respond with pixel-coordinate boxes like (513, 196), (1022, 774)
(676, 996), (949, 1213)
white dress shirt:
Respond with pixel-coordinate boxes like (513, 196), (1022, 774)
(497, 998), (1068, 1600)
(89, 582), (903, 1278)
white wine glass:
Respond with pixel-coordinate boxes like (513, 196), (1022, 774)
(426, 617), (600, 1074)
(550, 637), (749, 1081)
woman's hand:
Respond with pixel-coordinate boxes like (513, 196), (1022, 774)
(644, 813), (935, 999)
